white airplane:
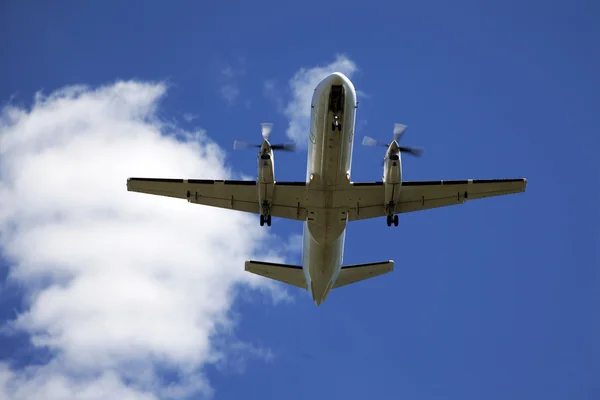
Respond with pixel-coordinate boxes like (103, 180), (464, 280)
(127, 72), (527, 306)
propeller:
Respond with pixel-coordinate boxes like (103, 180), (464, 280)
(362, 123), (424, 157)
(233, 123), (297, 152)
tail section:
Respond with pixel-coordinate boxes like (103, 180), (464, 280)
(244, 259), (394, 294)
(333, 260), (394, 289)
(245, 260), (307, 290)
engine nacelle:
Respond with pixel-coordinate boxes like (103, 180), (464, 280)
(257, 149), (275, 216)
(383, 150), (402, 215)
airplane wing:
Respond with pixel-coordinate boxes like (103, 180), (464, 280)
(344, 178), (527, 221)
(126, 178), (308, 220)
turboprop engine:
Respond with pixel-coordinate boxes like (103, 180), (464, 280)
(362, 123), (424, 227)
(233, 123), (296, 226)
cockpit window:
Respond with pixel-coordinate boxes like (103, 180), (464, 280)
(260, 154), (271, 160)
(389, 154), (399, 161)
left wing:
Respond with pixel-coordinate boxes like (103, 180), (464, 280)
(126, 178), (308, 220)
(343, 178), (527, 221)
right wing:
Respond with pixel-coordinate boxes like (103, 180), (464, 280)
(343, 178), (527, 221)
(127, 178), (308, 221)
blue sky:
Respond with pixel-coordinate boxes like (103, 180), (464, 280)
(1, 1), (599, 399)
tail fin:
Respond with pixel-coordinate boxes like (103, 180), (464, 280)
(245, 260), (307, 290)
(333, 260), (394, 289)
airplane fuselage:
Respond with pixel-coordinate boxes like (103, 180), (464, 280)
(302, 73), (357, 305)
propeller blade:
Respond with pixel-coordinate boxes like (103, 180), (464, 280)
(261, 123), (273, 141)
(233, 140), (261, 150)
(270, 143), (297, 152)
(362, 136), (388, 147)
(393, 123), (407, 142)
(398, 146), (424, 157)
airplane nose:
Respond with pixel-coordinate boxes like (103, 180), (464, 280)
(322, 72), (347, 86)
(312, 72), (355, 106)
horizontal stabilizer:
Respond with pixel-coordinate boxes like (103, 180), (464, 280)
(245, 260), (307, 290)
(333, 260), (394, 289)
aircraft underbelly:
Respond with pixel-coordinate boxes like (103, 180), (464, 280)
(303, 73), (357, 304)
(302, 221), (346, 302)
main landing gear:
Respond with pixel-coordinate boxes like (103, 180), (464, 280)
(385, 201), (398, 227)
(260, 214), (272, 227)
(260, 200), (272, 227)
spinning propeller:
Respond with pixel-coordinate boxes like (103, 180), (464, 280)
(233, 123), (296, 152)
(362, 123), (424, 157)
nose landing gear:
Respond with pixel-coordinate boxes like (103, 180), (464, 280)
(331, 115), (342, 131)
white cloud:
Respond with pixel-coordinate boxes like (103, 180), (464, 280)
(220, 58), (246, 79)
(263, 79), (285, 113)
(356, 89), (370, 99)
(281, 233), (303, 255)
(220, 84), (240, 105)
(182, 112), (198, 122)
(221, 66), (237, 79)
(0, 81), (291, 399)
(283, 54), (357, 145)
(218, 60), (246, 106)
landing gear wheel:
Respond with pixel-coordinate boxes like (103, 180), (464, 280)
(260, 215), (265, 226)
(386, 215), (392, 227)
(266, 215), (272, 226)
(393, 215), (399, 226)
(337, 124), (342, 131)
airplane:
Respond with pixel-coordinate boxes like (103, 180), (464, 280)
(127, 72), (527, 306)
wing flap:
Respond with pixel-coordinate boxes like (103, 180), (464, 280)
(338, 182), (386, 222)
(333, 260), (394, 289)
(245, 260), (307, 289)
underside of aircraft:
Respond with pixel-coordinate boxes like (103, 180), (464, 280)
(127, 72), (527, 305)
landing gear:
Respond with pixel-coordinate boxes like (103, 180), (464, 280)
(385, 201), (398, 227)
(259, 214), (271, 227)
(260, 201), (272, 227)
(331, 116), (342, 131)
(386, 214), (399, 227)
